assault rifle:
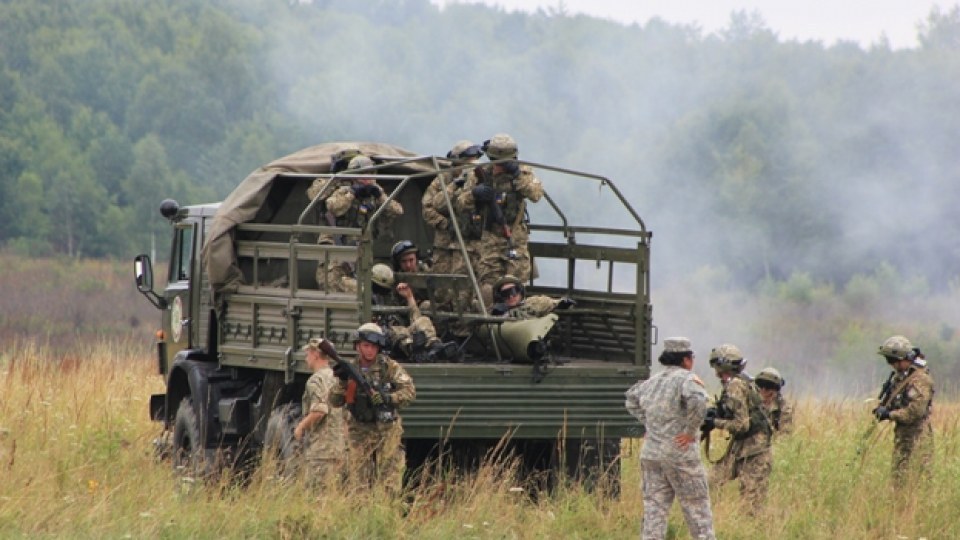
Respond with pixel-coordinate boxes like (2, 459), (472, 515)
(474, 165), (518, 260)
(316, 338), (395, 423)
(852, 370), (898, 464)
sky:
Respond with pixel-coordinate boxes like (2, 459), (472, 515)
(431, 0), (953, 49)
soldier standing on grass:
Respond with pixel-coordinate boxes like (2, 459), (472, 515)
(329, 323), (416, 493)
(625, 337), (715, 540)
(294, 338), (347, 489)
(872, 335), (934, 481)
(701, 344), (772, 514)
(755, 367), (794, 435)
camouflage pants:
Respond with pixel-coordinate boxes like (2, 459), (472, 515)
(316, 262), (357, 293)
(347, 421), (405, 493)
(431, 245), (478, 311)
(710, 449), (771, 512)
(474, 241), (532, 307)
(640, 458), (715, 540)
(388, 315), (439, 352)
(302, 456), (345, 492)
(892, 421), (934, 482)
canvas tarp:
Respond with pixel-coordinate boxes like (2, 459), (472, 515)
(201, 141), (434, 293)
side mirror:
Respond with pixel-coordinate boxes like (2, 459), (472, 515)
(134, 254), (167, 309)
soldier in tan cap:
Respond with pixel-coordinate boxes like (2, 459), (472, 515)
(625, 337), (715, 540)
(294, 337), (347, 489)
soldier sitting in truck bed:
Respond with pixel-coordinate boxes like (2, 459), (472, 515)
(489, 275), (575, 318)
(316, 155), (403, 292)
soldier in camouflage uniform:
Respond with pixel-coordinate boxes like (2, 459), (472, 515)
(307, 145), (364, 246)
(316, 155), (403, 292)
(294, 338), (348, 489)
(701, 344), (772, 513)
(625, 337), (715, 540)
(329, 323), (416, 492)
(489, 275), (575, 318)
(755, 367), (794, 436)
(871, 335), (934, 481)
(456, 134), (544, 306)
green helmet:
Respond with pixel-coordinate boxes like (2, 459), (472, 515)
(709, 343), (746, 373)
(492, 274), (525, 302)
(355, 322), (387, 348)
(371, 263), (395, 289)
(755, 367), (784, 389)
(878, 335), (913, 361)
(482, 133), (518, 160)
(331, 145), (362, 172)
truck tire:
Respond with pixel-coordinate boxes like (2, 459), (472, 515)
(263, 403), (301, 477)
(564, 438), (621, 497)
(172, 397), (218, 479)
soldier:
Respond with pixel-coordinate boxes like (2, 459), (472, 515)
(370, 263), (456, 363)
(457, 133), (544, 305)
(316, 155), (403, 292)
(307, 145), (364, 246)
(755, 367), (794, 435)
(294, 338), (347, 489)
(625, 337), (715, 540)
(872, 335), (934, 481)
(489, 274), (575, 318)
(422, 141), (484, 309)
(329, 323), (416, 492)
(701, 344), (772, 513)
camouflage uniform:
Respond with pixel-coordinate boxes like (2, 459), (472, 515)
(301, 367), (348, 486)
(765, 393), (794, 436)
(711, 374), (773, 511)
(316, 182), (403, 292)
(422, 171), (473, 278)
(329, 354), (416, 492)
(884, 365), (934, 480)
(372, 288), (440, 357)
(456, 164), (543, 304)
(625, 339), (715, 540)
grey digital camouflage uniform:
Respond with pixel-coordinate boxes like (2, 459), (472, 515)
(301, 367), (348, 486)
(329, 354), (415, 492)
(711, 375), (773, 511)
(625, 365), (715, 540)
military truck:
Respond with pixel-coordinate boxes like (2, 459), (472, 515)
(134, 141), (653, 485)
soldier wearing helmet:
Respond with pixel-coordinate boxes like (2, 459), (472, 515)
(624, 337), (716, 540)
(329, 322), (416, 492)
(422, 141), (485, 310)
(872, 335), (934, 480)
(755, 367), (794, 435)
(369, 263), (456, 363)
(456, 133), (544, 306)
(315, 155), (403, 293)
(489, 274), (575, 318)
(702, 343), (772, 513)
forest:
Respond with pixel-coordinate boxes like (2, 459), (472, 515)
(1, 0), (958, 285)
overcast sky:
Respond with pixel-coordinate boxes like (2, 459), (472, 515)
(431, 0), (953, 49)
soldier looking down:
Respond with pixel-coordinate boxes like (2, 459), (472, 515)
(755, 367), (794, 436)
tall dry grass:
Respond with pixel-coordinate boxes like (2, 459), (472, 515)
(1, 341), (958, 538)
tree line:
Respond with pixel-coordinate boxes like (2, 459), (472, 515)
(1, 0), (958, 289)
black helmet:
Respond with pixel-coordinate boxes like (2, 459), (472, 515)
(391, 240), (418, 270)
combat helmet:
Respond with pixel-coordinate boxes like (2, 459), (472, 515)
(347, 155), (375, 172)
(755, 367), (785, 390)
(878, 335), (913, 362)
(482, 133), (518, 160)
(492, 274), (525, 302)
(391, 240), (419, 270)
(709, 343), (746, 373)
(355, 322), (388, 348)
(331, 145), (362, 172)
(446, 140), (483, 162)
(371, 263), (395, 291)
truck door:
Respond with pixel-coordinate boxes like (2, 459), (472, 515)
(162, 222), (197, 364)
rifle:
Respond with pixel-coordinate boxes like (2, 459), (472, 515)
(315, 338), (395, 424)
(852, 370), (898, 464)
(474, 166), (518, 260)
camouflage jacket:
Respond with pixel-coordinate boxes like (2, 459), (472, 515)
(325, 182), (403, 241)
(885, 366), (934, 429)
(456, 165), (543, 241)
(301, 368), (347, 460)
(625, 366), (709, 462)
(329, 354), (416, 424)
(714, 375), (772, 459)
(764, 393), (794, 435)
(491, 295), (558, 319)
(422, 171), (469, 250)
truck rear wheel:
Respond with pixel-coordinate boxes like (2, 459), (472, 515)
(172, 397), (218, 479)
(263, 403), (301, 477)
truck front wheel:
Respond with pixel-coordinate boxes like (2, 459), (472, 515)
(172, 397), (218, 479)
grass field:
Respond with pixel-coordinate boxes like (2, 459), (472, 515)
(1, 340), (957, 539)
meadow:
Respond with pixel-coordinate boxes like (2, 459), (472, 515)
(1, 339), (957, 539)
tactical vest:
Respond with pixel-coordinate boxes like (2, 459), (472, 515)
(337, 195), (389, 242)
(888, 366), (933, 418)
(487, 172), (525, 231)
(347, 355), (394, 424)
(719, 374), (773, 440)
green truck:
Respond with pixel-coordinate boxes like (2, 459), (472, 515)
(134, 141), (653, 484)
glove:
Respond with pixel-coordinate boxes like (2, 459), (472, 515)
(332, 362), (350, 382)
(873, 406), (891, 421)
(556, 297), (577, 310)
(370, 391), (392, 407)
(365, 184), (382, 198)
(700, 416), (715, 433)
(350, 184), (366, 198)
(472, 184), (496, 203)
(705, 407), (717, 421)
(453, 176), (467, 188)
